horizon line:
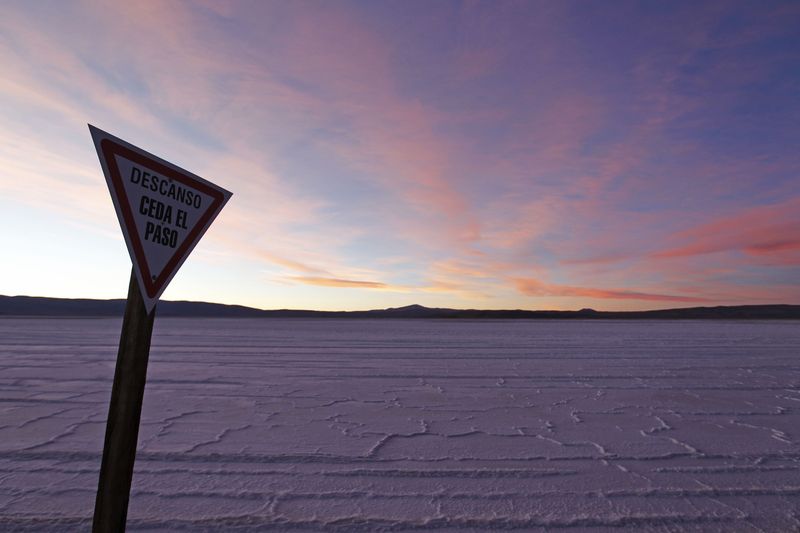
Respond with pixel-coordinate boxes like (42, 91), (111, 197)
(2, 294), (798, 315)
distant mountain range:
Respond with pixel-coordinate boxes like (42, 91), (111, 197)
(1, 295), (799, 319)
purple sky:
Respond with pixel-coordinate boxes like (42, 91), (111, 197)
(1, 1), (798, 310)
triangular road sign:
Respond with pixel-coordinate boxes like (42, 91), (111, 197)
(89, 125), (232, 312)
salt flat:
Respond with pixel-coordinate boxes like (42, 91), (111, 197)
(0, 318), (798, 531)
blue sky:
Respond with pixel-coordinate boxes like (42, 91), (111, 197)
(1, 1), (799, 310)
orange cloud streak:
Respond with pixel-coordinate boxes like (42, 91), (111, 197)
(513, 278), (708, 303)
(653, 197), (800, 264)
(289, 276), (391, 290)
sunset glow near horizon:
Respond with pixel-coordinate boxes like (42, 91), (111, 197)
(1, 1), (799, 311)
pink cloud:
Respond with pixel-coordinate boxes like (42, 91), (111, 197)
(653, 197), (800, 264)
(513, 277), (708, 303)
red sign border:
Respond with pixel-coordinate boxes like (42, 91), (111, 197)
(100, 139), (225, 299)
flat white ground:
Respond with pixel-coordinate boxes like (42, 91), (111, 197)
(0, 318), (798, 531)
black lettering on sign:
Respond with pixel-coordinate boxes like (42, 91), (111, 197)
(131, 167), (203, 210)
(143, 220), (177, 248)
(161, 226), (177, 247)
(176, 209), (188, 229)
(139, 195), (174, 225)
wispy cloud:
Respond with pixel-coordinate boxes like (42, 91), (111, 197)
(1, 1), (797, 309)
(513, 278), (708, 303)
(288, 276), (393, 290)
(652, 198), (800, 264)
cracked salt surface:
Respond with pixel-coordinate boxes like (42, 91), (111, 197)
(0, 318), (799, 531)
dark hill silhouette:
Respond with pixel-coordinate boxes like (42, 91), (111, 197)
(1, 295), (798, 319)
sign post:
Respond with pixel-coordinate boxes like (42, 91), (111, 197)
(93, 271), (154, 532)
(89, 125), (231, 532)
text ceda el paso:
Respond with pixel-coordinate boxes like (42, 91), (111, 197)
(130, 165), (198, 248)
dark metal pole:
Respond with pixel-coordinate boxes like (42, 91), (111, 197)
(93, 270), (156, 532)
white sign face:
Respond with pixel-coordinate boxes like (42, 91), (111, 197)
(90, 125), (232, 312)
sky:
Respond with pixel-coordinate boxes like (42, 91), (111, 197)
(1, 0), (799, 311)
